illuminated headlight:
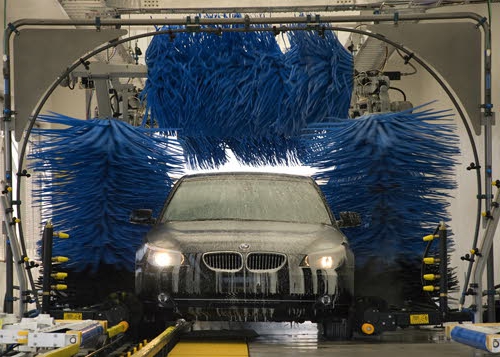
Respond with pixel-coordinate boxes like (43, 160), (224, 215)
(300, 249), (345, 270)
(320, 256), (334, 269)
(146, 244), (186, 267)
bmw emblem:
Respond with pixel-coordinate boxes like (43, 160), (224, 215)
(239, 243), (250, 251)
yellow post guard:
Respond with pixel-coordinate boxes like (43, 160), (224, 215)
(51, 272), (68, 280)
(423, 257), (440, 265)
(52, 256), (69, 263)
(51, 284), (68, 291)
(107, 321), (129, 338)
(423, 234), (438, 242)
(423, 274), (440, 281)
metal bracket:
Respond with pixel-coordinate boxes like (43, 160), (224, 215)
(481, 111), (496, 126)
(306, 14), (321, 30)
(393, 12), (399, 25)
(475, 17), (487, 29)
(186, 16), (200, 32)
(7, 23), (19, 35)
(95, 16), (101, 32)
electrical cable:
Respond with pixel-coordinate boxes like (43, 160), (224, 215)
(388, 86), (407, 101)
(11, 25), (483, 310)
(3, 0), (6, 40)
(109, 88), (121, 118)
(379, 46), (389, 72)
(487, 0), (492, 28)
(67, 74), (75, 90)
(106, 46), (118, 63)
(86, 89), (94, 120)
(396, 48), (418, 76)
(0, 344), (19, 357)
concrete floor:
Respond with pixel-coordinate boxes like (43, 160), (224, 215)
(191, 322), (495, 357)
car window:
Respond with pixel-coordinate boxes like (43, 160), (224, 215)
(162, 176), (333, 225)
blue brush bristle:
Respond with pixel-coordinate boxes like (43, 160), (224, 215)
(283, 30), (353, 129)
(300, 105), (459, 264)
(141, 21), (353, 167)
(29, 114), (184, 272)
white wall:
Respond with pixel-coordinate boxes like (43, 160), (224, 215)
(0, 0), (499, 313)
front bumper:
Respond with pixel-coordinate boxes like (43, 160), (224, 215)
(136, 253), (353, 321)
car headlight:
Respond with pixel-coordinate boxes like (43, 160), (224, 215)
(320, 256), (334, 269)
(300, 248), (345, 270)
(146, 244), (186, 267)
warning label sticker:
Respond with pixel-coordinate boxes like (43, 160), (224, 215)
(63, 312), (83, 320)
(410, 314), (430, 325)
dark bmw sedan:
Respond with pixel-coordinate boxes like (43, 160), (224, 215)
(133, 172), (357, 339)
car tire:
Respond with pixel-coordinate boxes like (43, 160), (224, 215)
(322, 318), (353, 340)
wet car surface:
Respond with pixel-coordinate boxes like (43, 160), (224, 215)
(135, 172), (356, 339)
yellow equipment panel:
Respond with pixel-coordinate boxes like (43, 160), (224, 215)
(169, 342), (249, 357)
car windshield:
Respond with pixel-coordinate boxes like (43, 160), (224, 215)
(162, 176), (333, 225)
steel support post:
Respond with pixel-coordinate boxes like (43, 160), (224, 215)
(473, 188), (500, 323)
(0, 196), (27, 316)
(3, 223), (13, 313)
(41, 221), (53, 314)
(486, 248), (496, 322)
(439, 222), (448, 320)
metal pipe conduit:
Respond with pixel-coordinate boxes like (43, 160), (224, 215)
(3, 12), (491, 27)
(473, 188), (500, 323)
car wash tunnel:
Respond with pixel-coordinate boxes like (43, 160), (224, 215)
(1, 1), (500, 356)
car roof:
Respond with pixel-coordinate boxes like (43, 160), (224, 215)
(180, 172), (314, 182)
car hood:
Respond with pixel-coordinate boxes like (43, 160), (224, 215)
(146, 220), (347, 254)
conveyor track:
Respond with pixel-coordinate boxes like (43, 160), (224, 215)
(120, 322), (250, 357)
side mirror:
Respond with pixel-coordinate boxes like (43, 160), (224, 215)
(130, 209), (156, 225)
(337, 211), (361, 228)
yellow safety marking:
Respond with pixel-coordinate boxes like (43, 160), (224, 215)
(410, 314), (430, 325)
(51, 284), (68, 290)
(17, 330), (29, 344)
(422, 234), (437, 242)
(133, 326), (177, 357)
(169, 342), (249, 356)
(63, 312), (82, 320)
(107, 321), (129, 338)
(423, 274), (438, 281)
(51, 272), (68, 280)
(52, 256), (69, 263)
